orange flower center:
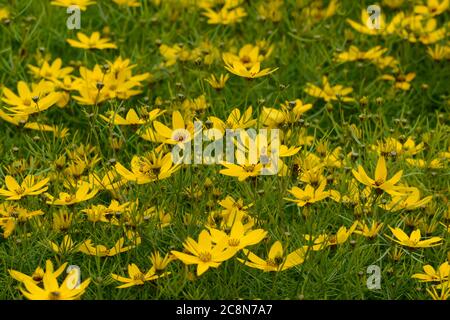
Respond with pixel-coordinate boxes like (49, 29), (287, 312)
(198, 252), (212, 262)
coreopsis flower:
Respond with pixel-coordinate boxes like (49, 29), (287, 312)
(352, 156), (403, 195)
(150, 251), (174, 272)
(205, 73), (229, 90)
(304, 76), (354, 103)
(354, 221), (384, 239)
(257, 0), (283, 22)
(79, 232), (141, 257)
(371, 137), (425, 157)
(52, 209), (73, 232)
(219, 161), (264, 181)
(145, 207), (172, 229)
(405, 158), (445, 169)
(209, 221), (267, 254)
(18, 266), (90, 300)
(295, 0), (339, 24)
(0, 175), (49, 200)
(335, 46), (388, 63)
(100, 108), (163, 126)
(427, 44), (450, 60)
(386, 227), (443, 248)
(67, 32), (117, 50)
(112, 0), (141, 7)
(238, 241), (307, 272)
(223, 44), (273, 69)
(49, 235), (79, 255)
(171, 230), (235, 276)
(153, 111), (196, 144)
(260, 99), (313, 128)
(9, 260), (66, 286)
(427, 281), (450, 300)
(0, 7), (9, 21)
(0, 203), (44, 238)
(346, 9), (404, 36)
(2, 80), (61, 116)
(380, 187), (432, 211)
(382, 0), (405, 9)
(414, 0), (449, 16)
(400, 15), (447, 45)
(380, 72), (416, 91)
(412, 262), (450, 282)
(28, 58), (73, 82)
(223, 59), (278, 79)
(23, 122), (70, 139)
(115, 152), (179, 184)
(284, 180), (335, 207)
(208, 107), (257, 133)
(81, 200), (134, 223)
(111, 264), (168, 289)
(202, 0), (247, 25)
(50, 0), (96, 11)
(45, 181), (98, 206)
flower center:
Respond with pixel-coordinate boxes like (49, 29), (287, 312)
(228, 238), (240, 247)
(198, 252), (212, 262)
(15, 187), (26, 195)
(48, 291), (61, 300)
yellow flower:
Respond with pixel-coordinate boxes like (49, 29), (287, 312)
(153, 110), (197, 145)
(2, 80), (61, 116)
(115, 152), (179, 184)
(67, 32), (117, 50)
(284, 180), (333, 207)
(427, 281), (450, 300)
(0, 7), (9, 21)
(309, 222), (358, 248)
(380, 187), (432, 212)
(9, 260), (66, 286)
(19, 266), (90, 300)
(28, 58), (73, 82)
(224, 59), (278, 79)
(208, 107), (257, 133)
(405, 158), (445, 169)
(427, 44), (450, 60)
(100, 108), (163, 126)
(0, 204), (44, 238)
(260, 99), (312, 128)
(209, 221), (267, 254)
(50, 0), (96, 11)
(412, 262), (450, 282)
(171, 230), (235, 276)
(46, 182), (98, 206)
(219, 162), (264, 181)
(150, 251), (174, 272)
(111, 264), (168, 289)
(49, 235), (79, 255)
(304, 76), (354, 103)
(352, 156), (403, 195)
(380, 72), (416, 91)
(238, 241), (307, 272)
(79, 232), (141, 257)
(386, 227), (443, 248)
(112, 0), (141, 7)
(205, 73), (229, 90)
(52, 209), (74, 232)
(354, 221), (384, 239)
(346, 9), (404, 36)
(335, 46), (388, 63)
(202, 1), (247, 25)
(414, 0), (449, 16)
(0, 175), (49, 201)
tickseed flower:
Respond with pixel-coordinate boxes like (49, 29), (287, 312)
(386, 227), (443, 248)
(223, 59), (278, 79)
(0, 204), (44, 238)
(112, 0), (141, 7)
(50, 0), (96, 11)
(352, 156), (403, 195)
(335, 46), (388, 63)
(202, 0), (247, 25)
(79, 232), (141, 257)
(219, 161), (264, 181)
(115, 152), (179, 184)
(67, 32), (117, 50)
(45, 182), (98, 206)
(354, 221), (384, 239)
(380, 187), (432, 212)
(150, 251), (174, 272)
(9, 260), (67, 287)
(153, 111), (197, 144)
(380, 72), (416, 91)
(2, 80), (61, 116)
(18, 267), (90, 300)
(111, 264), (168, 289)
(412, 262), (450, 282)
(28, 58), (73, 82)
(285, 180), (336, 207)
(427, 281), (450, 300)
(171, 230), (235, 276)
(238, 241), (308, 272)
(0, 175), (49, 200)
(414, 0), (449, 16)
(100, 108), (164, 126)
(205, 73), (229, 90)
(304, 76), (354, 103)
(209, 221), (267, 255)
